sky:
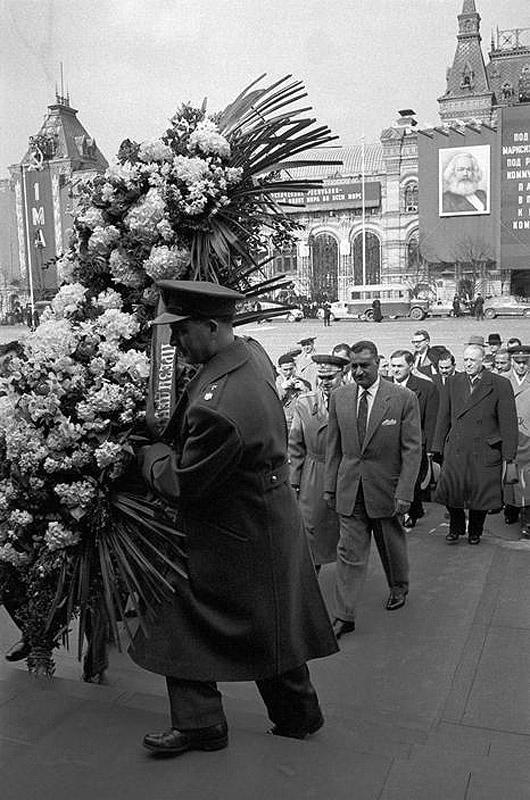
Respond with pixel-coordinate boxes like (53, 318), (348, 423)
(1, 0), (529, 176)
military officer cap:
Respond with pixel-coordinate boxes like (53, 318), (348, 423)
(312, 353), (349, 376)
(507, 344), (530, 359)
(278, 353), (296, 366)
(297, 336), (316, 346)
(153, 280), (245, 325)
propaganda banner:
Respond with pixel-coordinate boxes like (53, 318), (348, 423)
(501, 105), (530, 270)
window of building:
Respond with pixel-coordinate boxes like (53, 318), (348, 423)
(272, 243), (298, 275)
(403, 183), (418, 213)
(352, 231), (381, 285)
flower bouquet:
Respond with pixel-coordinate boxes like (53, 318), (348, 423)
(0, 75), (339, 677)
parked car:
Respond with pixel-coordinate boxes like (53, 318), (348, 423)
(483, 295), (530, 319)
(329, 284), (429, 322)
(428, 299), (472, 318)
(258, 301), (304, 322)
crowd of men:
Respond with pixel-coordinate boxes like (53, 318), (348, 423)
(277, 329), (529, 639)
(1, 283), (529, 758)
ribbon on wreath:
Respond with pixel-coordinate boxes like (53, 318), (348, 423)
(145, 297), (179, 438)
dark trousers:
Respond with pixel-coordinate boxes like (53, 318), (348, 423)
(409, 449), (428, 521)
(335, 484), (409, 621)
(166, 663), (321, 731)
(448, 507), (487, 538)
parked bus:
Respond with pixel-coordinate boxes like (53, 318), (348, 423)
(329, 284), (429, 321)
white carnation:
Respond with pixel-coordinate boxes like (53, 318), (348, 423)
(188, 119), (231, 158)
(138, 138), (173, 163)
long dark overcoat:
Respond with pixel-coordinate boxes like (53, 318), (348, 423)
(130, 337), (338, 682)
(432, 370), (518, 510)
(289, 390), (340, 565)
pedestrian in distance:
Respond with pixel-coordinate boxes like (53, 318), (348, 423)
(474, 293), (485, 321)
(372, 298), (383, 322)
(324, 340), (422, 638)
(134, 280), (338, 758)
(452, 295), (461, 318)
(432, 343), (518, 545)
(322, 302), (332, 327)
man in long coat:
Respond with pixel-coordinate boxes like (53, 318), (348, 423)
(324, 340), (422, 638)
(504, 345), (530, 530)
(389, 349), (439, 528)
(296, 336), (318, 388)
(289, 355), (348, 568)
(432, 344), (518, 544)
(133, 280), (337, 757)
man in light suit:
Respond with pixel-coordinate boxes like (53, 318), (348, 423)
(324, 340), (422, 638)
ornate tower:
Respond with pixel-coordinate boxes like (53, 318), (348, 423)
(8, 89), (108, 298)
(438, 0), (494, 124)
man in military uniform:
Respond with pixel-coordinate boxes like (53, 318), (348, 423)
(289, 355), (348, 570)
(296, 336), (318, 388)
(133, 280), (337, 757)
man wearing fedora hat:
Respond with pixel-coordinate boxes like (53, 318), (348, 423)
(432, 342), (518, 545)
(132, 280), (337, 757)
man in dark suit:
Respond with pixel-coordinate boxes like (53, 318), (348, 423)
(411, 329), (438, 379)
(433, 350), (457, 389)
(134, 280), (338, 757)
(324, 340), (422, 638)
(432, 343), (518, 545)
(389, 350), (439, 528)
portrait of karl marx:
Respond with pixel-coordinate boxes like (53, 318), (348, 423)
(440, 148), (490, 216)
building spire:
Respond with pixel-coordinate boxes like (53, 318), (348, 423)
(55, 61), (70, 107)
(438, 0), (493, 124)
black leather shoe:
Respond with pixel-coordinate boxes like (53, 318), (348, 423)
(269, 710), (324, 740)
(403, 515), (416, 529)
(385, 590), (408, 611)
(143, 722), (228, 756)
(5, 639), (30, 663)
(468, 534), (481, 545)
(332, 618), (356, 639)
(445, 532), (460, 544)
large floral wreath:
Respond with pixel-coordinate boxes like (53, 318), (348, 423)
(0, 76), (338, 676)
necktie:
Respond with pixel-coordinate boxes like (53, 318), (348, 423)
(357, 389), (368, 443)
(469, 376), (479, 393)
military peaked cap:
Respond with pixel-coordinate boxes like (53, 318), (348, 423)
(153, 280), (245, 325)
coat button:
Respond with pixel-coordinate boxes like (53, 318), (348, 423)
(272, 475), (277, 481)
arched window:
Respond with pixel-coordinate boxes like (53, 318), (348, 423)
(309, 233), (338, 301)
(272, 242), (298, 275)
(404, 183), (418, 213)
(352, 231), (381, 285)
